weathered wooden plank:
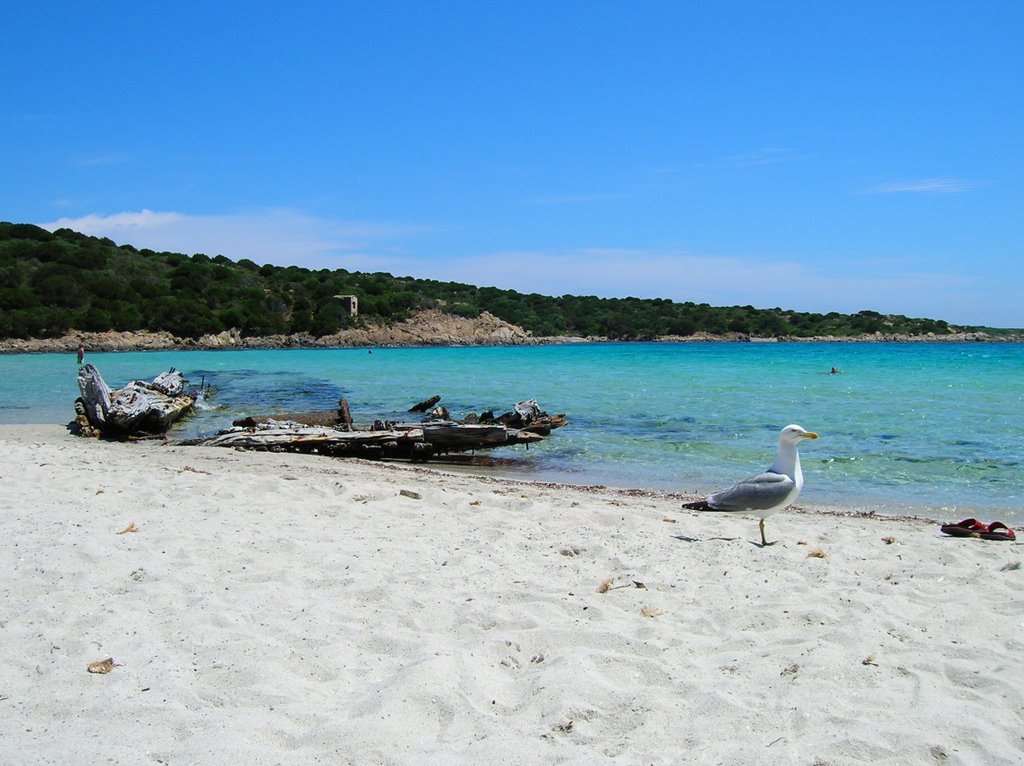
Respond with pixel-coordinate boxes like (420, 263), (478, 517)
(233, 412), (345, 428)
(183, 425), (430, 460)
(192, 426), (424, 449)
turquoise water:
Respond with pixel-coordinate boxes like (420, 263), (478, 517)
(2, 342), (1023, 521)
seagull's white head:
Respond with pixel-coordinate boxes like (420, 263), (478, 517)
(780, 424), (819, 445)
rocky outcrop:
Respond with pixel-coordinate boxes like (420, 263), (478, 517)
(0, 330), (180, 354)
(317, 309), (534, 347)
(775, 331), (1010, 343)
(1, 313), (1018, 354)
(0, 310), (536, 353)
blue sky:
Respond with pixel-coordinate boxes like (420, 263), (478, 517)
(3, 2), (1021, 327)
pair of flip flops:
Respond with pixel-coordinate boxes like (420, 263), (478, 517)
(940, 518), (1016, 541)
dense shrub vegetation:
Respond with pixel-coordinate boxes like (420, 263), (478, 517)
(0, 222), (965, 339)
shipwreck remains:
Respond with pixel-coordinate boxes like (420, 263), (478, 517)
(186, 396), (567, 462)
(232, 398), (353, 429)
(74, 364), (198, 437)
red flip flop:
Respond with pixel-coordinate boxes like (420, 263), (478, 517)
(939, 518), (988, 537)
(978, 522), (1016, 541)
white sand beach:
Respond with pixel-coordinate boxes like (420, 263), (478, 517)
(1, 424), (1021, 765)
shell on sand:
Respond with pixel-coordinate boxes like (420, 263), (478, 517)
(87, 658), (118, 674)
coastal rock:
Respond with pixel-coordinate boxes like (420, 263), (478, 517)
(317, 309), (534, 347)
(195, 329), (244, 348)
(0, 310), (534, 353)
(1, 311), (1018, 354)
(0, 330), (179, 353)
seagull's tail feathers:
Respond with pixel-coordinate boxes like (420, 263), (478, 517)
(681, 499), (712, 511)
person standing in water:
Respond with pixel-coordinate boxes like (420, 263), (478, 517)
(77, 342), (85, 365)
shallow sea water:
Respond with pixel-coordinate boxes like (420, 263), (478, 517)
(2, 342), (1022, 521)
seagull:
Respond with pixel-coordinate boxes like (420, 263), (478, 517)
(681, 424), (819, 546)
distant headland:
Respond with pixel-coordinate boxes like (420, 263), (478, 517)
(2, 308), (1019, 354)
(1, 221), (1020, 351)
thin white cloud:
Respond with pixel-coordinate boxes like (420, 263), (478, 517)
(75, 153), (132, 167)
(865, 178), (975, 194)
(47, 209), (186, 231)
(39, 209), (427, 269)
(50, 197), (86, 209)
(635, 163), (684, 175)
(721, 147), (807, 168)
(520, 193), (625, 205)
(415, 247), (982, 321)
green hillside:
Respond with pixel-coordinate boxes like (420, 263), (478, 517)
(0, 221), (961, 340)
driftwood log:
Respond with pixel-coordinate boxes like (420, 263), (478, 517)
(409, 395), (441, 413)
(411, 422), (543, 450)
(182, 421), (542, 461)
(485, 399), (568, 435)
(183, 425), (426, 459)
(407, 395), (568, 435)
(415, 397), (568, 435)
(75, 364), (197, 437)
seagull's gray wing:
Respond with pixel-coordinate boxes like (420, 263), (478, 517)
(706, 471), (794, 512)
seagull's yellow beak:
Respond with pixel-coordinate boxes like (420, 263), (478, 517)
(802, 432), (819, 440)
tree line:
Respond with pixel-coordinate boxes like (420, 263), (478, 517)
(0, 221), (964, 340)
